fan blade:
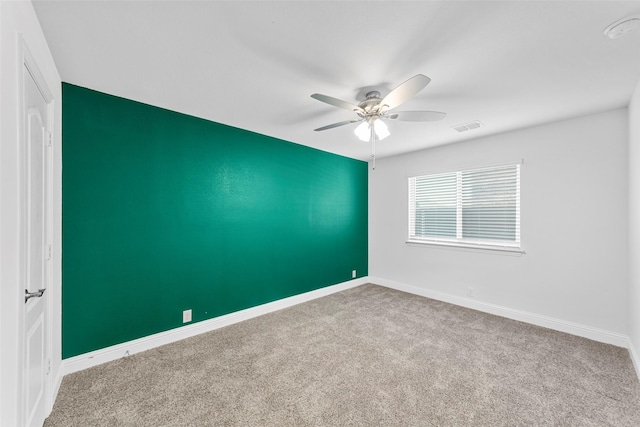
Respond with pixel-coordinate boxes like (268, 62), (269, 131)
(380, 74), (431, 111)
(311, 93), (363, 113)
(314, 119), (362, 132)
(387, 111), (446, 122)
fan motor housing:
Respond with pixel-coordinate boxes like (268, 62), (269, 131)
(358, 91), (384, 115)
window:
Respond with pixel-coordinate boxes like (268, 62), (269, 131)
(408, 163), (521, 252)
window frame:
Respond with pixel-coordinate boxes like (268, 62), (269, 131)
(407, 161), (524, 255)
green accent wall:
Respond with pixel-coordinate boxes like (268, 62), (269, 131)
(62, 83), (368, 358)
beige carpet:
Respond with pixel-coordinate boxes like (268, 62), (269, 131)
(45, 284), (640, 426)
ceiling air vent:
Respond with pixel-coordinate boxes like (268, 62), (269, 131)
(452, 120), (483, 133)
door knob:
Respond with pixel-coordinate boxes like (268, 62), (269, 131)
(25, 288), (46, 303)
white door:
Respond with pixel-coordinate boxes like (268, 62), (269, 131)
(23, 62), (51, 427)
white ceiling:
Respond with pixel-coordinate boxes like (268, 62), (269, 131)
(33, 0), (640, 161)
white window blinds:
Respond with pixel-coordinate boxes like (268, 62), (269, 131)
(408, 163), (520, 248)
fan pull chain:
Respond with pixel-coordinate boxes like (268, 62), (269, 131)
(370, 125), (376, 170)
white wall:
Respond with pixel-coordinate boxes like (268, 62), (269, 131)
(628, 80), (640, 370)
(370, 109), (629, 339)
(0, 1), (62, 425)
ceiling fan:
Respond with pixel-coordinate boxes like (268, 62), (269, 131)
(311, 74), (446, 167)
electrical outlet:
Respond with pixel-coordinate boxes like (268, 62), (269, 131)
(183, 309), (192, 323)
(352, 270), (357, 279)
(466, 287), (475, 298)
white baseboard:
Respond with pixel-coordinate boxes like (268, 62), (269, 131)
(61, 276), (638, 380)
(369, 276), (629, 348)
(628, 339), (640, 381)
(49, 366), (64, 413)
(62, 278), (368, 375)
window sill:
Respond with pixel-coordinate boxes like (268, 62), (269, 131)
(406, 239), (525, 256)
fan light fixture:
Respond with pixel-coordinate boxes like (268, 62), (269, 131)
(354, 120), (390, 142)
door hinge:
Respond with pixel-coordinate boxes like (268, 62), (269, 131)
(46, 244), (52, 261)
(46, 359), (51, 375)
(47, 131), (53, 147)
